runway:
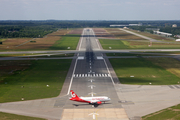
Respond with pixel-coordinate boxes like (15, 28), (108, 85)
(59, 28), (128, 120)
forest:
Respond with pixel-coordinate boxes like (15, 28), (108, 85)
(0, 20), (180, 38)
(0, 25), (57, 38)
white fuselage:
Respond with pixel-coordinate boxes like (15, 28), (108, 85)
(80, 96), (111, 103)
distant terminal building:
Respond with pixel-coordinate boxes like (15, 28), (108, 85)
(110, 23), (142, 27)
(129, 23), (142, 26)
(153, 31), (172, 37)
(110, 25), (127, 27)
(172, 24), (177, 28)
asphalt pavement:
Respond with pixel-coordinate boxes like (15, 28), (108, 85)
(60, 28), (127, 120)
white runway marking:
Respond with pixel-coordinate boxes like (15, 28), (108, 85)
(88, 79), (95, 82)
(97, 56), (103, 59)
(73, 74), (111, 77)
(78, 57), (84, 60)
(103, 58), (115, 85)
(88, 85), (95, 89)
(67, 58), (78, 95)
(89, 92), (96, 97)
(89, 112), (99, 120)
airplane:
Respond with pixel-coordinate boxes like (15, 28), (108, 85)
(69, 90), (111, 105)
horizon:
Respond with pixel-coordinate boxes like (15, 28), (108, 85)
(0, 20), (180, 21)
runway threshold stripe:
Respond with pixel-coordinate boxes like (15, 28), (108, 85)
(73, 74), (111, 78)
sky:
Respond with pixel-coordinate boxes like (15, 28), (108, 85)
(0, 0), (180, 20)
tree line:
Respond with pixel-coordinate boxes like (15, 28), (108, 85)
(160, 27), (180, 35)
(0, 20), (180, 38)
(0, 25), (57, 38)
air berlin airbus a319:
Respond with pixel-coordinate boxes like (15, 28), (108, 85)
(69, 90), (111, 105)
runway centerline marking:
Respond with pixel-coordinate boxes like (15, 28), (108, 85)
(89, 92), (96, 97)
(88, 79), (95, 83)
(88, 85), (95, 89)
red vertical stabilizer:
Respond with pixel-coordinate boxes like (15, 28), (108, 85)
(70, 90), (79, 100)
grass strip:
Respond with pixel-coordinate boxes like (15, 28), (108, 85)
(142, 104), (180, 120)
(50, 34), (80, 50)
(99, 39), (130, 49)
(99, 39), (180, 49)
(0, 112), (46, 120)
(106, 53), (167, 56)
(110, 58), (180, 85)
(0, 39), (6, 42)
(0, 59), (71, 103)
(148, 58), (180, 79)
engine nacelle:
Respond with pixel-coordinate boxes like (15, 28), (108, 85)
(97, 101), (102, 105)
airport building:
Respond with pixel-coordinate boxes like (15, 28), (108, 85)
(110, 23), (142, 27)
(172, 24), (177, 27)
(153, 31), (172, 37)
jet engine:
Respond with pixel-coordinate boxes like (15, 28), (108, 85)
(97, 101), (102, 105)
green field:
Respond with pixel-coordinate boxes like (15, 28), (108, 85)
(142, 104), (180, 120)
(0, 59), (71, 103)
(106, 53), (167, 56)
(99, 39), (180, 49)
(0, 53), (74, 57)
(0, 112), (46, 120)
(50, 34), (80, 50)
(110, 58), (180, 85)
(0, 39), (6, 42)
(99, 39), (130, 49)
